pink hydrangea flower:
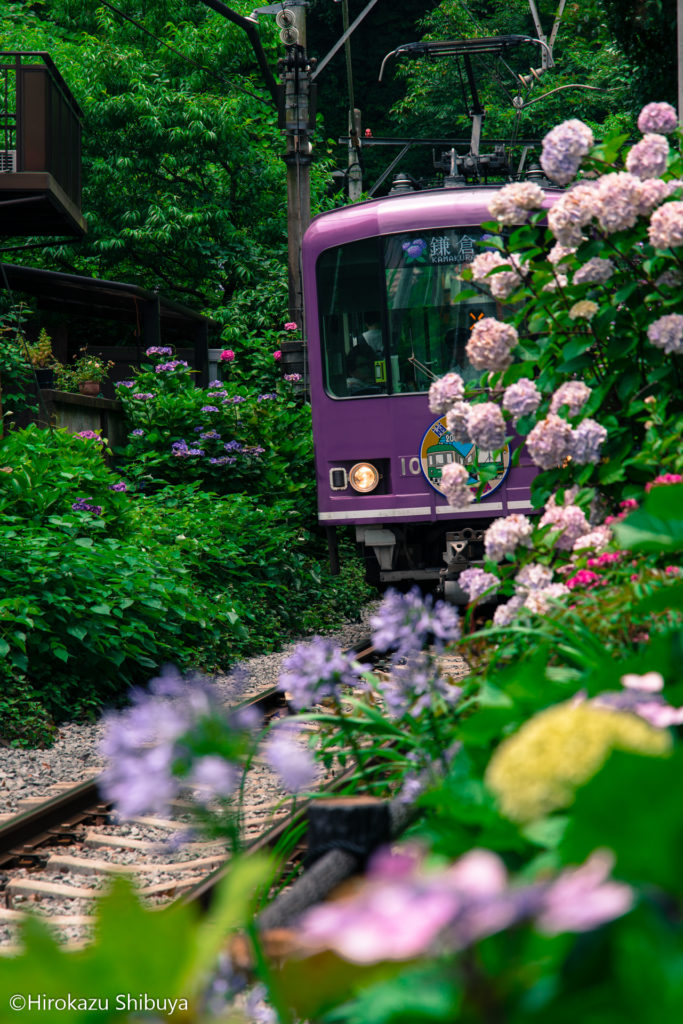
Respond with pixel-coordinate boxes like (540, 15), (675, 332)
(526, 414), (574, 470)
(637, 101), (678, 135)
(458, 567), (500, 602)
(571, 418), (608, 465)
(219, 349), (235, 362)
(428, 371), (465, 415)
(536, 851), (633, 935)
(441, 462), (474, 507)
(547, 183), (598, 246)
(645, 472), (683, 490)
(523, 582), (570, 613)
(573, 525), (612, 553)
(648, 200), (683, 249)
(502, 378), (541, 425)
(550, 381), (591, 418)
(646, 314), (683, 355)
(488, 182), (544, 224)
(572, 257), (615, 285)
(539, 501), (591, 551)
(625, 133), (669, 180)
(595, 172), (643, 234)
(466, 402), (506, 450)
(466, 318), (518, 372)
(284, 321), (298, 331)
(566, 569), (603, 590)
(445, 401), (472, 442)
(514, 562), (554, 593)
(273, 349), (282, 361)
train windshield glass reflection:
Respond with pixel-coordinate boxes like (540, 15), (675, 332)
(317, 229), (498, 398)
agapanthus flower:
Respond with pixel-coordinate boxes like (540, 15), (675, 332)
(278, 636), (365, 709)
(648, 200), (683, 249)
(547, 183), (598, 246)
(625, 133), (669, 179)
(502, 378), (541, 425)
(488, 181), (544, 224)
(445, 401), (472, 442)
(539, 501), (590, 550)
(458, 567), (500, 602)
(466, 402), (506, 450)
(441, 461), (474, 507)
(484, 514), (533, 562)
(572, 257), (615, 285)
(262, 721), (317, 793)
(190, 755), (239, 804)
(220, 349), (235, 362)
(571, 418), (608, 464)
(370, 587), (460, 659)
(526, 414), (574, 469)
(428, 372), (465, 415)
(595, 172), (643, 234)
(646, 313), (683, 354)
(466, 318), (518, 372)
(540, 119), (594, 185)
(638, 101), (678, 135)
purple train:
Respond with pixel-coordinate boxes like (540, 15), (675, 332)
(302, 185), (558, 597)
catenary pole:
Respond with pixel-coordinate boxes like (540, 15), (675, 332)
(679, 0), (683, 125)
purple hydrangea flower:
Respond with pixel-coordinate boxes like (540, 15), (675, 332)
(571, 418), (608, 464)
(76, 430), (104, 443)
(536, 851), (633, 935)
(526, 414), (574, 470)
(550, 381), (591, 418)
(625, 133), (669, 180)
(539, 500), (590, 550)
(257, 393), (277, 402)
(208, 379), (223, 388)
(130, 428), (145, 437)
(284, 373), (302, 382)
(118, 381), (135, 388)
(441, 461), (474, 507)
(514, 563), (554, 594)
(71, 498), (103, 515)
(502, 378), (541, 425)
(466, 402), (506, 450)
(484, 515), (533, 562)
(638, 101), (678, 135)
(540, 119), (594, 185)
(201, 405), (219, 413)
(647, 313), (683, 354)
(224, 440), (243, 452)
(155, 359), (188, 373)
(445, 401), (472, 443)
(146, 346), (173, 357)
(370, 587), (460, 659)
(458, 567), (500, 602)
(232, 395), (246, 404)
(131, 392), (155, 401)
(209, 456), (236, 466)
(278, 636), (365, 709)
(109, 481), (128, 492)
(263, 721), (318, 793)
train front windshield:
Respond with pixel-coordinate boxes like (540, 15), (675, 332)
(317, 228), (498, 398)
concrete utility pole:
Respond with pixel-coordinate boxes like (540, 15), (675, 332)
(277, 1), (313, 327)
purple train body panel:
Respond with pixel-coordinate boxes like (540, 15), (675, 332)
(301, 185), (559, 591)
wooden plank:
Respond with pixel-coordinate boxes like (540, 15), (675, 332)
(7, 878), (98, 899)
(83, 830), (226, 854)
(46, 853), (227, 875)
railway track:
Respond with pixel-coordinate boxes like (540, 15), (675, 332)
(0, 642), (378, 953)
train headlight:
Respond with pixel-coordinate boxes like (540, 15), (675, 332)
(349, 462), (379, 493)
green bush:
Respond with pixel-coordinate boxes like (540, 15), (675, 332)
(0, 661), (57, 748)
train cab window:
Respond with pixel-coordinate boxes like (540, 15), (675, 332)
(383, 229), (498, 393)
(317, 238), (390, 398)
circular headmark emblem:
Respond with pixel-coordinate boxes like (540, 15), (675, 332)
(419, 415), (510, 501)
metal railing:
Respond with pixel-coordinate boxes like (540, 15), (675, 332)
(0, 52), (83, 208)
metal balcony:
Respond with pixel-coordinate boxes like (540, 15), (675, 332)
(0, 52), (86, 237)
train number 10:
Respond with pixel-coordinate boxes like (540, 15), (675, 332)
(400, 457), (422, 476)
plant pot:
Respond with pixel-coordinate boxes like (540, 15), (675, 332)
(78, 381), (100, 396)
(34, 367), (55, 389)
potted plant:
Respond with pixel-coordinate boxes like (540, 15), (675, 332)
(26, 328), (58, 388)
(55, 349), (114, 396)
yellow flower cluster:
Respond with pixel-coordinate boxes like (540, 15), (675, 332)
(485, 702), (671, 823)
